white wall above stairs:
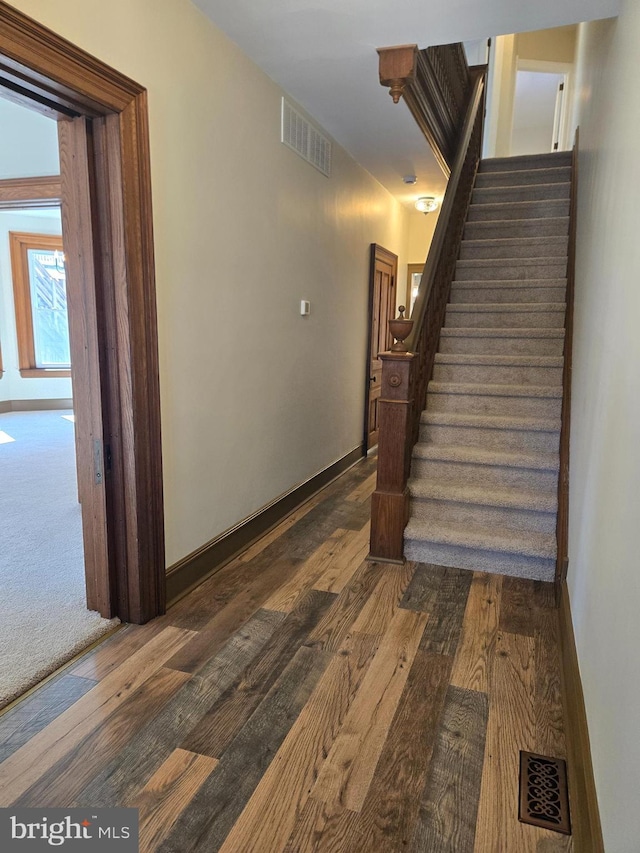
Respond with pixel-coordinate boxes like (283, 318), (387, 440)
(568, 4), (640, 850)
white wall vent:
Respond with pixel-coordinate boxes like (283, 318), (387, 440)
(281, 98), (332, 177)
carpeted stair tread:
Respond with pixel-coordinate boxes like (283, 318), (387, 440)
(456, 257), (567, 272)
(420, 409), (561, 432)
(479, 152), (572, 172)
(440, 327), (565, 339)
(475, 166), (571, 187)
(457, 256), (567, 266)
(447, 302), (566, 313)
(450, 281), (567, 304)
(438, 328), (566, 355)
(428, 381), (563, 399)
(452, 278), (566, 289)
(434, 353), (563, 368)
(464, 217), (570, 240)
(407, 479), (557, 512)
(466, 199), (570, 221)
(412, 442), (559, 471)
(404, 518), (556, 559)
(459, 236), (568, 259)
(472, 183), (570, 204)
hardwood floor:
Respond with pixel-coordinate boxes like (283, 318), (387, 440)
(0, 456), (573, 852)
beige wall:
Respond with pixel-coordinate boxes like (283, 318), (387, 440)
(6, 0), (409, 566)
(407, 210), (437, 266)
(484, 34), (519, 158)
(398, 209), (439, 313)
(516, 24), (577, 63)
(568, 8), (640, 850)
(485, 26), (577, 157)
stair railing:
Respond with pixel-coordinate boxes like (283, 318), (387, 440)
(556, 129), (579, 591)
(369, 69), (486, 563)
(378, 43), (474, 176)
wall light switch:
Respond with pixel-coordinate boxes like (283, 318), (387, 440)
(300, 300), (310, 316)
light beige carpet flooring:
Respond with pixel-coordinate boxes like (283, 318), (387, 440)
(0, 410), (118, 709)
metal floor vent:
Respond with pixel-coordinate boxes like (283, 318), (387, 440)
(519, 751), (571, 835)
(281, 98), (332, 177)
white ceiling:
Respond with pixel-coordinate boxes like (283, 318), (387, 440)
(193, 0), (620, 207)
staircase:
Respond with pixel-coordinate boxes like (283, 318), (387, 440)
(404, 151), (572, 581)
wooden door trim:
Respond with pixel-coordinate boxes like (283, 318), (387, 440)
(0, 2), (165, 623)
(58, 117), (113, 615)
(0, 175), (61, 209)
(363, 243), (398, 453)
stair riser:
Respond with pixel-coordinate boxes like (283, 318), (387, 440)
(427, 391), (562, 418)
(475, 167), (571, 188)
(410, 498), (557, 535)
(450, 285), (566, 304)
(455, 262), (566, 281)
(403, 539), (555, 581)
(445, 310), (565, 329)
(467, 200), (570, 221)
(464, 218), (569, 240)
(472, 184), (570, 204)
(438, 335), (564, 356)
(479, 153), (572, 173)
(432, 363), (563, 385)
(410, 458), (557, 491)
(459, 239), (568, 260)
(419, 422), (560, 453)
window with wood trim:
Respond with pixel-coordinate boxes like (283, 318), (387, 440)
(9, 231), (71, 378)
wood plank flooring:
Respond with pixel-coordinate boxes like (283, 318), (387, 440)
(0, 456), (573, 852)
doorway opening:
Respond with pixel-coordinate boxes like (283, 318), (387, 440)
(364, 244), (397, 452)
(0, 95), (121, 707)
(0, 2), (165, 706)
(511, 66), (569, 156)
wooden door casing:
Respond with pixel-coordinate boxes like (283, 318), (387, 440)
(0, 2), (165, 623)
(58, 117), (113, 615)
(365, 244), (398, 451)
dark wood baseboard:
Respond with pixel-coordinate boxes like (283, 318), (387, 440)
(166, 445), (365, 605)
(0, 398), (73, 413)
(558, 580), (604, 853)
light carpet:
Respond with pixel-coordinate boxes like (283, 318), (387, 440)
(405, 151), (571, 579)
(0, 410), (118, 709)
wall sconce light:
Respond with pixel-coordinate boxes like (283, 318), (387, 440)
(415, 196), (439, 214)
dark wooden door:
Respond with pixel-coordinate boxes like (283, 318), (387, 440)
(365, 244), (397, 451)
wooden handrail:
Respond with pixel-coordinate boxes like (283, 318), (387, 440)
(556, 128), (579, 593)
(406, 72), (485, 352)
(369, 67), (486, 564)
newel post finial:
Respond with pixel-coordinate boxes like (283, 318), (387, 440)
(377, 45), (418, 106)
(389, 305), (414, 352)
(388, 80), (406, 104)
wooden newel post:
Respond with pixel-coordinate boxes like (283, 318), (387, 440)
(377, 44), (418, 103)
(369, 307), (415, 563)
